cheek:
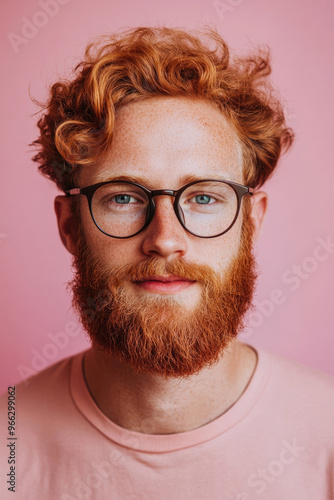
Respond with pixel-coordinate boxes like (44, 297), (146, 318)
(82, 223), (140, 269)
(79, 201), (120, 261)
(80, 203), (103, 248)
(195, 220), (242, 273)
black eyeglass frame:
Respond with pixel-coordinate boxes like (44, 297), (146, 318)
(65, 179), (254, 239)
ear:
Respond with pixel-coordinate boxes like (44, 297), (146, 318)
(249, 191), (268, 243)
(54, 195), (78, 255)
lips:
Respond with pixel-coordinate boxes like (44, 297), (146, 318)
(133, 275), (196, 293)
(135, 275), (194, 283)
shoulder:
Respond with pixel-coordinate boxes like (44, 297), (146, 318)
(256, 346), (334, 429)
(265, 348), (334, 392)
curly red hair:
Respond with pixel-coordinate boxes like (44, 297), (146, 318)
(31, 26), (294, 192)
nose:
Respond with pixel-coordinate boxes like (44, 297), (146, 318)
(140, 195), (188, 259)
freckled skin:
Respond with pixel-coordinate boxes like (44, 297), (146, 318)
(55, 95), (267, 434)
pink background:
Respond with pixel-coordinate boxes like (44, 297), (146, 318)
(1, 0), (333, 393)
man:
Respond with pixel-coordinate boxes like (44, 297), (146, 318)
(1, 26), (333, 500)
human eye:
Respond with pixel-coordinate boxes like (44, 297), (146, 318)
(188, 193), (216, 205)
(100, 190), (147, 211)
(108, 193), (138, 205)
(185, 190), (225, 207)
(181, 187), (229, 214)
(101, 192), (147, 213)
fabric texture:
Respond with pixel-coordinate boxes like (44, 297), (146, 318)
(1, 345), (334, 500)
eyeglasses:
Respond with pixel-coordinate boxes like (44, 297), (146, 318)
(65, 179), (253, 239)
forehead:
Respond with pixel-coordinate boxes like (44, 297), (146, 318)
(78, 96), (244, 188)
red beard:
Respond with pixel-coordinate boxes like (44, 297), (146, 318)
(68, 203), (257, 378)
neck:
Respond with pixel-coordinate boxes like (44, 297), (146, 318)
(83, 340), (257, 434)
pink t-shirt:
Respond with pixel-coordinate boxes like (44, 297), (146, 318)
(1, 345), (334, 500)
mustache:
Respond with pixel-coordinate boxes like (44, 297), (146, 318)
(104, 256), (222, 286)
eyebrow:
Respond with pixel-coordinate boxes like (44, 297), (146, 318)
(93, 172), (235, 188)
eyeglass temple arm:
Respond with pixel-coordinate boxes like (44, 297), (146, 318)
(65, 188), (81, 196)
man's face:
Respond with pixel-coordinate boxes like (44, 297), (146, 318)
(68, 96), (257, 378)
